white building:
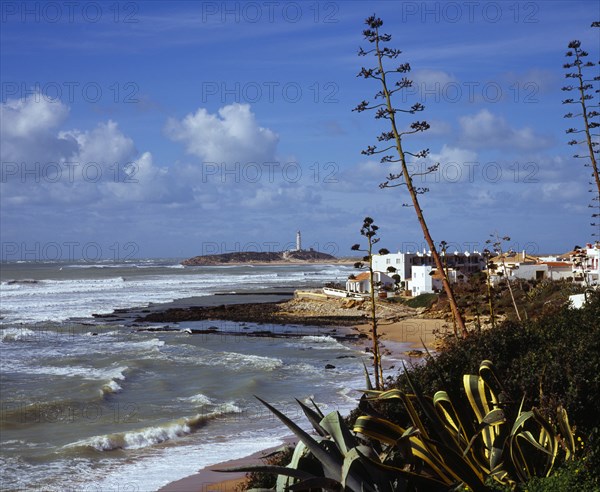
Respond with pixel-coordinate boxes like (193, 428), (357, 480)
(570, 243), (600, 285)
(409, 266), (440, 296)
(372, 250), (484, 294)
(488, 252), (540, 284)
(489, 249), (588, 284)
(346, 271), (395, 295)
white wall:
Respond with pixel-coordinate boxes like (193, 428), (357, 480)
(411, 265), (436, 296)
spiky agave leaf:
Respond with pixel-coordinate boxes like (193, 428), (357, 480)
(353, 446), (449, 492)
(319, 411), (357, 455)
(295, 399), (328, 438)
(556, 405), (575, 460)
(253, 397), (375, 492)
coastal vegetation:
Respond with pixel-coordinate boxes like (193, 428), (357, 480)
(351, 217), (389, 389)
(219, 14), (600, 492)
(353, 15), (466, 337)
(233, 292), (600, 491)
(562, 32), (600, 239)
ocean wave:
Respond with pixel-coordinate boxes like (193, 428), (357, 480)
(66, 406), (240, 451)
(3, 279), (41, 285)
(122, 338), (165, 350)
(303, 335), (341, 344)
(0, 327), (38, 342)
(286, 335), (350, 351)
(181, 393), (213, 406)
(216, 352), (284, 371)
(4, 362), (129, 385)
(100, 379), (122, 396)
(286, 362), (321, 376)
(178, 394), (242, 418)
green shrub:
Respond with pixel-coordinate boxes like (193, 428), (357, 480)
(404, 293), (438, 309)
(518, 457), (599, 491)
(368, 292), (600, 483)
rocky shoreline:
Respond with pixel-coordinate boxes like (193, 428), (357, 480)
(135, 299), (367, 326)
(132, 295), (418, 328)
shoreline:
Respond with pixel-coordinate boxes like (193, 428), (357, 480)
(158, 438), (296, 492)
(141, 291), (449, 492)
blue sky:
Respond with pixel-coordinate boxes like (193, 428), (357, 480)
(1, 1), (598, 261)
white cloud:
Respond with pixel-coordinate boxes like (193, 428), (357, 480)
(458, 109), (551, 151)
(0, 94), (76, 164)
(59, 121), (137, 173)
(101, 151), (192, 203)
(164, 103), (279, 164)
(0, 95), (189, 206)
(1, 95), (69, 139)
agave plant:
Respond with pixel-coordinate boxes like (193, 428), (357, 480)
(355, 360), (575, 490)
(217, 395), (447, 492)
(217, 361), (575, 491)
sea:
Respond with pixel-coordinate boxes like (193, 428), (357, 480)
(0, 259), (390, 492)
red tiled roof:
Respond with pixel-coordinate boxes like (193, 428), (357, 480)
(348, 272), (371, 282)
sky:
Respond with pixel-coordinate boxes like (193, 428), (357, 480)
(1, 0), (598, 261)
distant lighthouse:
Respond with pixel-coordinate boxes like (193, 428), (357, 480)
(295, 231), (302, 251)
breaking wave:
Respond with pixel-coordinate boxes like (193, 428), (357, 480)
(1, 328), (38, 342)
(66, 405), (241, 452)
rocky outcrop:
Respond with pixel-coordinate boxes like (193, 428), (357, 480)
(181, 250), (336, 266)
(136, 300), (367, 326)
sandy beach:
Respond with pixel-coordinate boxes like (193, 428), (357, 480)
(152, 292), (449, 492)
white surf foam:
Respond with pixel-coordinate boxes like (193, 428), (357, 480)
(1, 327), (38, 342)
(67, 405), (241, 452)
(216, 351), (284, 371)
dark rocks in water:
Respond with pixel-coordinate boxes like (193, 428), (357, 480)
(252, 330), (274, 336)
(135, 301), (366, 327)
(6, 279), (39, 285)
(325, 364), (336, 369)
